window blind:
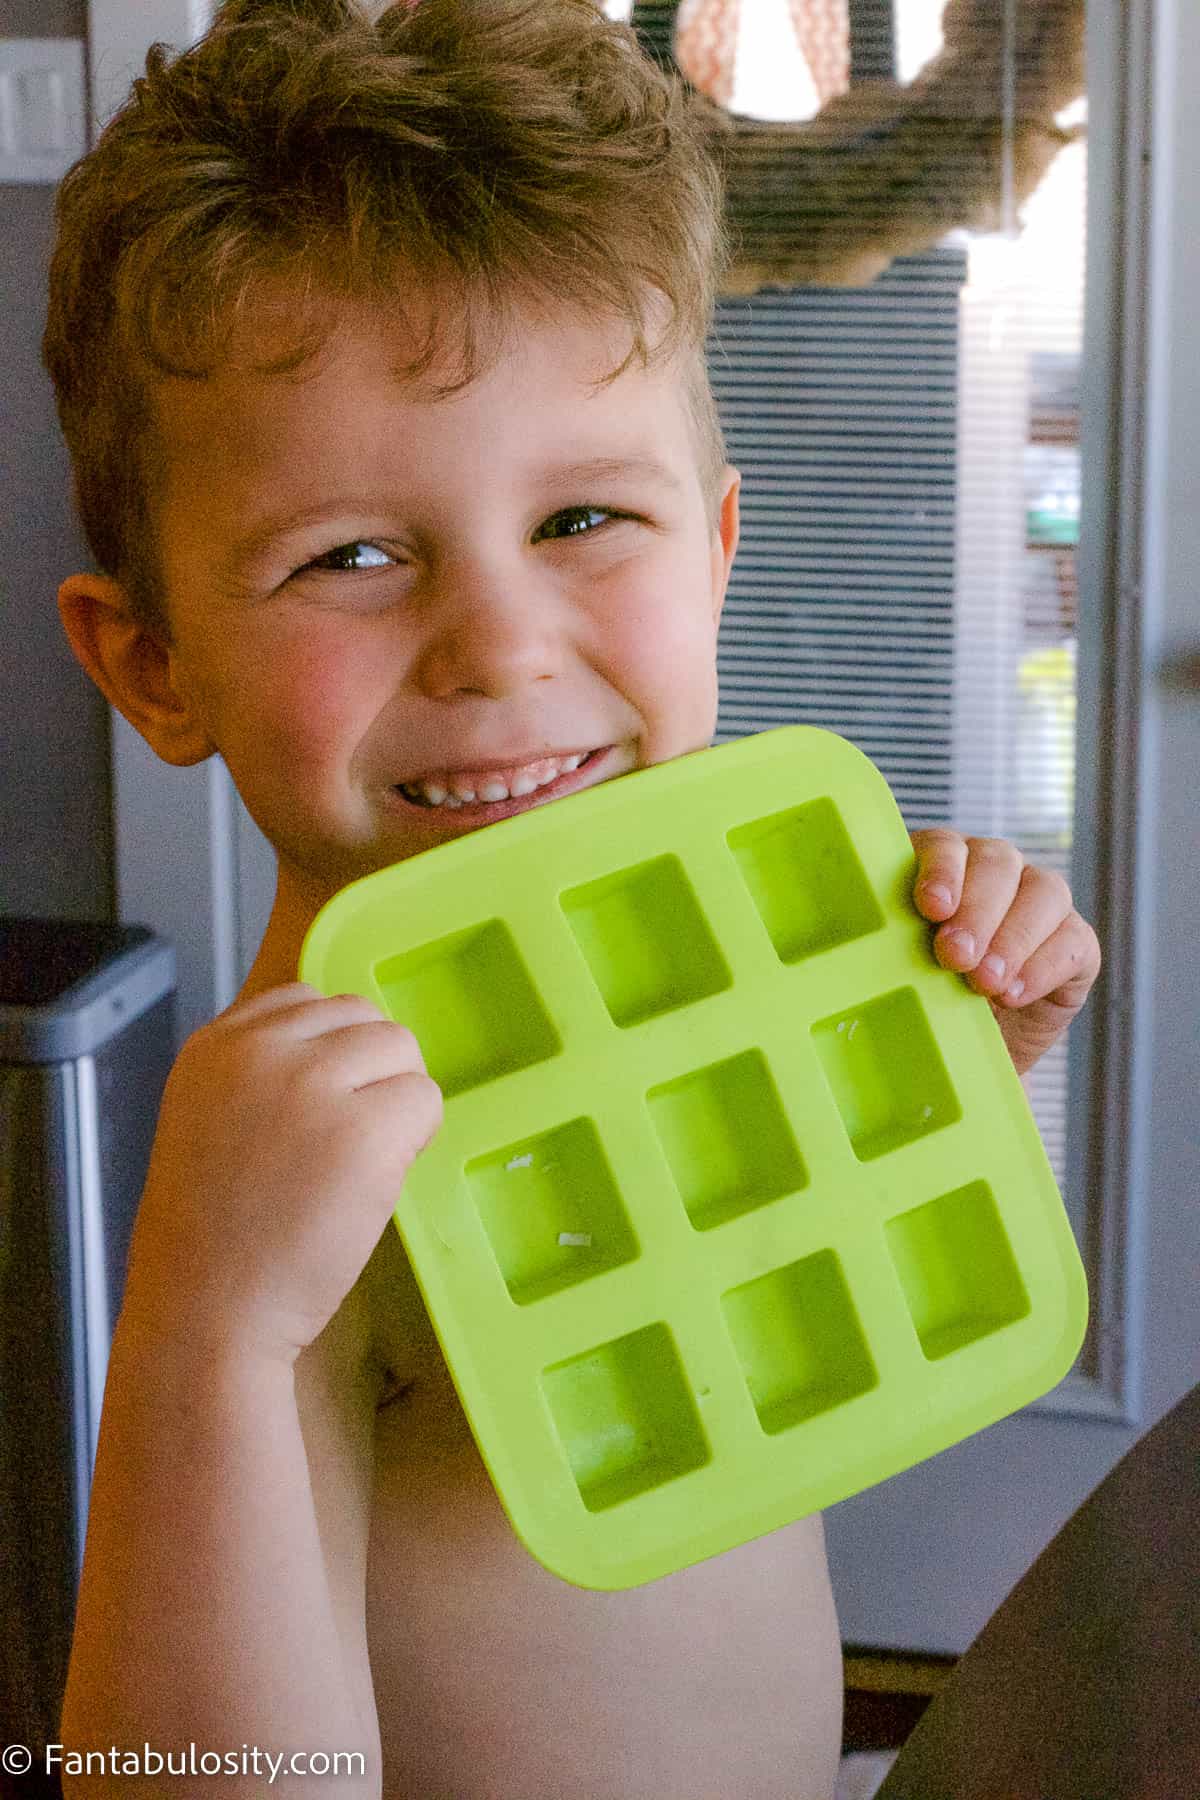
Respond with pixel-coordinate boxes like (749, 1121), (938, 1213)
(708, 251), (962, 832)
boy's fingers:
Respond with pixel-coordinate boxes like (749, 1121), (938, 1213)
(932, 836), (1024, 976)
(357, 1067), (445, 1161)
(214, 982), (381, 1037)
(307, 1018), (431, 1088)
(964, 863), (1075, 997)
(211, 980), (328, 1026)
(282, 994), (388, 1039)
(993, 909), (1102, 1011)
(910, 828), (969, 918)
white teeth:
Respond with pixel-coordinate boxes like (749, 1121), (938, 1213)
(401, 750), (592, 809)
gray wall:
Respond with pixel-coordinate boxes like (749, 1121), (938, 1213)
(2, 0), (115, 923)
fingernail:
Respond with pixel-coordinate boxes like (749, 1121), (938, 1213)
(922, 883), (954, 911)
(980, 953), (1007, 985)
(1004, 979), (1026, 1003)
(942, 928), (975, 963)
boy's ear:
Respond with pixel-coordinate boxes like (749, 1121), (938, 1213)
(709, 463), (741, 626)
(57, 573), (217, 768)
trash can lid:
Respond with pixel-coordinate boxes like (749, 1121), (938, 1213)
(0, 918), (176, 1062)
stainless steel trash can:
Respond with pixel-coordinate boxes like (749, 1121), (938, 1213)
(0, 918), (177, 1754)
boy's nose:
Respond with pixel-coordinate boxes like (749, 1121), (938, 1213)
(411, 575), (567, 700)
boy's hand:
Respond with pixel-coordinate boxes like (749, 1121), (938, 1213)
(121, 984), (443, 1365)
(910, 829), (1102, 1077)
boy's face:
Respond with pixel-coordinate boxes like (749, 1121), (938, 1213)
(148, 298), (740, 906)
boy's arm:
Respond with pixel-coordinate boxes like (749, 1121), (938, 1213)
(59, 1296), (381, 1798)
(57, 982), (443, 1799)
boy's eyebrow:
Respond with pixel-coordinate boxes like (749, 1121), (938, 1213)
(546, 454), (685, 493)
(222, 456), (685, 571)
(223, 498), (406, 572)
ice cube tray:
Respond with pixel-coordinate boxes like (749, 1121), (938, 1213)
(299, 725), (1088, 1590)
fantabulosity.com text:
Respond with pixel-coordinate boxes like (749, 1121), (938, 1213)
(41, 1742), (367, 1783)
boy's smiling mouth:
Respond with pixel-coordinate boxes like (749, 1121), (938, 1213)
(388, 745), (618, 825)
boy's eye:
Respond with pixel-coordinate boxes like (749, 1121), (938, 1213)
(295, 508), (626, 576)
(536, 506), (620, 540)
(300, 541), (397, 575)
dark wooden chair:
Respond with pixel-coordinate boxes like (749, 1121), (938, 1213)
(877, 1381), (1200, 1800)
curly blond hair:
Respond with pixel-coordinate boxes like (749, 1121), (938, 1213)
(43, 0), (731, 637)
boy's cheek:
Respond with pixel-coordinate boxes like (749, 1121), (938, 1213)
(599, 581), (720, 703)
(235, 631), (385, 759)
(245, 693), (350, 771)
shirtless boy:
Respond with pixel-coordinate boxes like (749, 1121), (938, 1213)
(45, 1), (1101, 1793)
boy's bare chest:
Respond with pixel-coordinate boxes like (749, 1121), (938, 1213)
(357, 1228), (843, 1799)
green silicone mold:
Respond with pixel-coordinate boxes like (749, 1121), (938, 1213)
(299, 726), (1089, 1590)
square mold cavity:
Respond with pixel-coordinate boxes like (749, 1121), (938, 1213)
(885, 1179), (1031, 1361)
(465, 1118), (639, 1305)
(646, 1049), (808, 1231)
(559, 853), (731, 1029)
(812, 986), (960, 1161)
(374, 919), (560, 1100)
(541, 1322), (710, 1513)
(721, 1250), (877, 1435)
(726, 796), (885, 965)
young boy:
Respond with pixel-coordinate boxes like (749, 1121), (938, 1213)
(45, 1), (1101, 1793)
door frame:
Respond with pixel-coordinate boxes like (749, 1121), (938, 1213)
(1128, 0), (1200, 1433)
